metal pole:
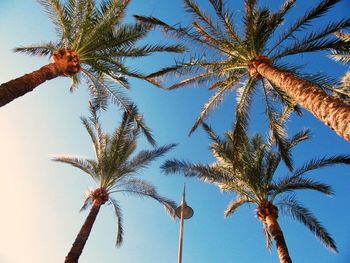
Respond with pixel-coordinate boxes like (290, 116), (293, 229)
(177, 195), (185, 263)
(176, 185), (193, 263)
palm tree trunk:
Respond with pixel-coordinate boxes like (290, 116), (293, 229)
(0, 63), (62, 107)
(255, 61), (350, 141)
(265, 214), (292, 263)
(65, 202), (101, 263)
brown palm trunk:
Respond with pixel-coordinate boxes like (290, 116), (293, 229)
(65, 202), (101, 263)
(265, 214), (292, 263)
(254, 60), (350, 141)
(0, 63), (63, 107)
(257, 201), (292, 263)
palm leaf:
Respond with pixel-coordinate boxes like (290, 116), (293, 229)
(124, 144), (177, 174)
(269, 0), (342, 54)
(263, 221), (273, 251)
(52, 155), (98, 180)
(291, 155), (350, 179)
(278, 195), (337, 252)
(270, 177), (333, 200)
(14, 42), (57, 56)
(109, 198), (124, 247)
(224, 196), (251, 217)
(37, 0), (71, 41)
(114, 178), (177, 218)
(80, 195), (93, 212)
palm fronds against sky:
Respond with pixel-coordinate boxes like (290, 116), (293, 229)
(53, 103), (177, 261)
(2, 0), (186, 143)
(162, 122), (350, 260)
(135, 0), (350, 140)
(18, 0), (185, 92)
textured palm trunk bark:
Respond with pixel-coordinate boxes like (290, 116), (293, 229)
(255, 62), (350, 141)
(0, 63), (62, 107)
(265, 215), (292, 263)
(65, 202), (101, 263)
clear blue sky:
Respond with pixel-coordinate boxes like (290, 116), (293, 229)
(0, 1), (349, 263)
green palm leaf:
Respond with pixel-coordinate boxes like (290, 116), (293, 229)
(54, 106), (176, 249)
(162, 122), (350, 256)
(278, 195), (337, 252)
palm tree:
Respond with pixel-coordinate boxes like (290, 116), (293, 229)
(161, 124), (350, 263)
(53, 104), (177, 263)
(0, 0), (185, 108)
(136, 0), (350, 141)
(331, 32), (350, 99)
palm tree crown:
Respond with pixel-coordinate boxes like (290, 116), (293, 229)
(162, 123), (350, 261)
(54, 104), (177, 262)
(19, 0), (185, 92)
(136, 0), (350, 141)
(0, 0), (185, 143)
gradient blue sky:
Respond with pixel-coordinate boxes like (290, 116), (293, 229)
(0, 1), (349, 263)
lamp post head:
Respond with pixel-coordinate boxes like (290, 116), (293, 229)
(175, 203), (194, 219)
(175, 184), (194, 220)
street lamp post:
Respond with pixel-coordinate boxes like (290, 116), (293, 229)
(175, 185), (194, 263)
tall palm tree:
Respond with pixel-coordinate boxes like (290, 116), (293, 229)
(0, 0), (185, 110)
(162, 124), (350, 263)
(136, 0), (350, 141)
(331, 32), (350, 99)
(53, 104), (177, 263)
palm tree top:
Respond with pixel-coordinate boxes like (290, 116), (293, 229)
(12, 0), (186, 143)
(162, 123), (350, 252)
(15, 0), (189, 145)
(135, 0), (350, 138)
(18, 0), (185, 89)
(53, 103), (177, 246)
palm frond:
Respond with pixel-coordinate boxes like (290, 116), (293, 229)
(274, 18), (350, 59)
(288, 129), (311, 149)
(161, 159), (232, 185)
(270, 177), (333, 199)
(185, 0), (223, 40)
(278, 195), (337, 252)
(263, 221), (273, 251)
(330, 52), (350, 64)
(330, 49), (350, 64)
(264, 80), (302, 115)
(109, 198), (124, 247)
(52, 155), (98, 179)
(80, 195), (93, 212)
(341, 71), (350, 88)
(112, 44), (187, 57)
(124, 144), (177, 174)
(291, 155), (350, 179)
(273, 37), (345, 60)
(224, 196), (251, 217)
(134, 15), (216, 48)
(334, 31), (350, 42)
(209, 0), (241, 42)
(244, 0), (257, 46)
(37, 0), (71, 41)
(14, 42), (57, 56)
(114, 178), (177, 218)
(81, 0), (131, 52)
(189, 82), (235, 135)
(299, 72), (340, 92)
(80, 116), (98, 150)
(270, 0), (342, 54)
(83, 70), (156, 146)
(262, 82), (293, 171)
(232, 78), (257, 148)
(202, 123), (223, 145)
